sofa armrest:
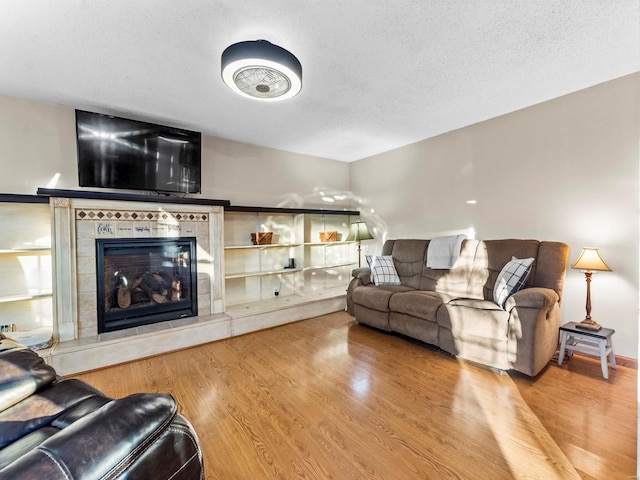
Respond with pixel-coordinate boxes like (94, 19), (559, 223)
(0, 344), (57, 412)
(346, 268), (372, 315)
(0, 393), (202, 480)
(505, 287), (559, 311)
(351, 267), (372, 285)
(506, 287), (562, 376)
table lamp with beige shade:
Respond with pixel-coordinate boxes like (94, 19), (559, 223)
(570, 247), (611, 331)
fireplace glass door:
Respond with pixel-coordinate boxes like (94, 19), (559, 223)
(96, 237), (198, 333)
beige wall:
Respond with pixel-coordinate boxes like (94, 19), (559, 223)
(0, 95), (351, 209)
(202, 136), (351, 208)
(350, 73), (639, 359)
(0, 96), (77, 193)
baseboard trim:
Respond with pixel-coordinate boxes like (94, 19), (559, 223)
(573, 351), (637, 369)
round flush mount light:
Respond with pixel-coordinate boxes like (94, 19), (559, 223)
(221, 40), (302, 101)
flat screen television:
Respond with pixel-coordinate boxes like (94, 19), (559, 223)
(76, 110), (202, 194)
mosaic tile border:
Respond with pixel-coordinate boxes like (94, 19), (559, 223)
(75, 209), (208, 222)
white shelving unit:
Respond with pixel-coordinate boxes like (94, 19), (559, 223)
(0, 197), (53, 340)
(223, 207), (359, 310)
(302, 213), (357, 293)
(224, 210), (302, 307)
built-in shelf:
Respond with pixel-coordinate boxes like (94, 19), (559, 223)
(225, 286), (349, 318)
(0, 248), (51, 254)
(303, 241), (352, 246)
(0, 292), (53, 303)
(225, 268), (301, 280)
(224, 243), (301, 250)
(224, 207), (359, 309)
(0, 199), (53, 334)
(303, 262), (354, 271)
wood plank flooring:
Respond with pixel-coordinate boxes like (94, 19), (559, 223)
(71, 312), (637, 479)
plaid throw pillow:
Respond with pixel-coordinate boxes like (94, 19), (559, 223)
(365, 255), (401, 286)
(493, 256), (534, 308)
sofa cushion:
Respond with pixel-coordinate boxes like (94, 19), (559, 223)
(352, 285), (414, 312)
(533, 241), (571, 295)
(420, 239), (482, 298)
(438, 329), (510, 371)
(493, 257), (534, 308)
(389, 290), (452, 322)
(366, 255), (401, 285)
(447, 298), (505, 310)
(0, 426), (59, 470)
(384, 240), (429, 289)
(389, 312), (439, 345)
(437, 301), (510, 339)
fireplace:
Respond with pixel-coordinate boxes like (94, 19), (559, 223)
(96, 237), (198, 333)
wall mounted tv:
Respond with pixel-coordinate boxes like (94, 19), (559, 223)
(76, 110), (202, 194)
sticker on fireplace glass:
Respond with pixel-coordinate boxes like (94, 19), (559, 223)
(133, 223), (151, 237)
(96, 222), (115, 237)
(116, 222), (134, 237)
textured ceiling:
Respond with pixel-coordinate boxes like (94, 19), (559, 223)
(1, 1), (638, 162)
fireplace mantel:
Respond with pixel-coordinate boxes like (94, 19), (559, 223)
(36, 188), (231, 207)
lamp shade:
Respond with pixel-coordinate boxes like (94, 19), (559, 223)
(221, 40), (302, 101)
(570, 247), (611, 272)
(345, 221), (374, 242)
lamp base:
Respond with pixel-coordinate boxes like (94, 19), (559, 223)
(575, 319), (602, 331)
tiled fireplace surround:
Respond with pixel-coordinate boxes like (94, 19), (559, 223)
(70, 202), (219, 338)
(46, 193), (229, 374)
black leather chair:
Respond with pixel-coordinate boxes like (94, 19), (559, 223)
(0, 337), (203, 479)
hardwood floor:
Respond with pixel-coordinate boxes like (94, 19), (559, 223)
(71, 312), (637, 479)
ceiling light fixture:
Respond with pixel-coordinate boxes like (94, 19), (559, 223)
(221, 40), (302, 101)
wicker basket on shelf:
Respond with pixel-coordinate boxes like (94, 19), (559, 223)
(319, 231), (337, 242)
(251, 232), (273, 245)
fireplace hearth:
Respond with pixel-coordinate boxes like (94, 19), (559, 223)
(96, 237), (198, 333)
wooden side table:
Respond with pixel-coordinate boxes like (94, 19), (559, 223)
(558, 322), (616, 379)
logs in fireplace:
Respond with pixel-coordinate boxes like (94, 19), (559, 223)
(96, 237), (198, 333)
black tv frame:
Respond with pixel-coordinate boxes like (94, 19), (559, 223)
(75, 110), (202, 195)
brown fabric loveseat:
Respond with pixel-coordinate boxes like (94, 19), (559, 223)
(347, 239), (569, 376)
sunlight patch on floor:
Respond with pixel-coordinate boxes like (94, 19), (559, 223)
(459, 367), (581, 479)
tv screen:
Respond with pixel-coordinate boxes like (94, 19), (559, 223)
(76, 110), (201, 194)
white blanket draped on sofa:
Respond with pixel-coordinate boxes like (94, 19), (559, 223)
(426, 234), (466, 269)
